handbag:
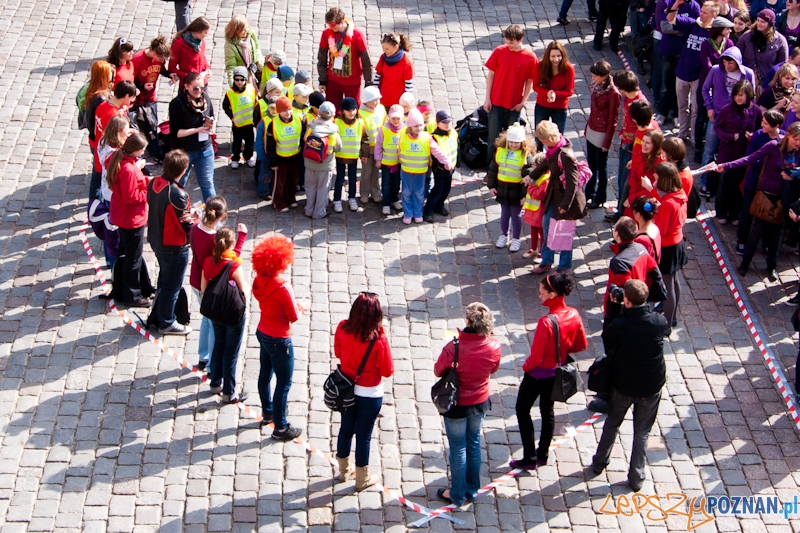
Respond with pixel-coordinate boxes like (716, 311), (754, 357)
(546, 218), (577, 251)
(431, 338), (460, 414)
(587, 355), (610, 395)
(323, 338), (377, 412)
(548, 314), (582, 402)
(749, 158), (784, 224)
(200, 261), (246, 328)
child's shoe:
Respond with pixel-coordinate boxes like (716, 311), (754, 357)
(414, 217), (423, 223)
(496, 235), (508, 248)
(509, 239), (521, 252)
(382, 206), (391, 215)
(402, 217), (412, 225)
(333, 201), (343, 213)
(247, 159), (256, 168)
(349, 199), (359, 211)
(523, 249), (535, 258)
(230, 159), (240, 169)
(392, 201), (403, 211)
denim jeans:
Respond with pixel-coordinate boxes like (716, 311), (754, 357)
(534, 107), (568, 151)
(585, 142), (609, 203)
(210, 317), (246, 396)
(515, 374), (556, 462)
(701, 120), (720, 189)
(381, 166), (401, 206)
(335, 160), (358, 201)
(173, 0), (193, 31)
(540, 202), (573, 269)
(693, 85), (708, 159)
(559, 0), (598, 18)
(337, 395), (383, 467)
(257, 331), (295, 428)
(193, 288), (214, 364)
(487, 106), (522, 164)
(443, 412), (486, 506)
(423, 168), (453, 216)
(153, 248), (189, 330)
(401, 171), (426, 218)
(616, 144), (633, 214)
(256, 160), (274, 198)
(180, 144), (216, 202)
(593, 388), (661, 488)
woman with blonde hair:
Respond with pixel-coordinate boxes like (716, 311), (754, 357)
(224, 15), (264, 87)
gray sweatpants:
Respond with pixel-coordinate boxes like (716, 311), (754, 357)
(304, 168), (332, 218)
(360, 153), (381, 202)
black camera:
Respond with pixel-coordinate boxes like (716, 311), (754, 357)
(608, 283), (625, 304)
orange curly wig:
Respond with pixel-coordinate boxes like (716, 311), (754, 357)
(252, 234), (295, 277)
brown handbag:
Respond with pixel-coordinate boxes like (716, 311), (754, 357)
(748, 157), (784, 225)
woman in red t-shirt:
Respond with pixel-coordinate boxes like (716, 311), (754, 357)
(373, 33), (414, 109)
(334, 293), (394, 491)
(533, 41), (575, 150)
(201, 227), (249, 403)
(108, 38), (135, 87)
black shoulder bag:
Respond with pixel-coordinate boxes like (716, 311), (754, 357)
(200, 261), (246, 328)
(431, 338), (460, 414)
(324, 338), (378, 412)
(549, 314), (582, 402)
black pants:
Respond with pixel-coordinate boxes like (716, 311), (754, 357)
(594, 7), (627, 51)
(585, 142), (609, 203)
(737, 189), (756, 247)
(424, 168), (453, 216)
(118, 226), (145, 302)
(693, 85), (708, 161)
(231, 124), (254, 161)
(515, 373), (556, 462)
(741, 198), (783, 271)
(716, 167), (745, 221)
(662, 55), (680, 119)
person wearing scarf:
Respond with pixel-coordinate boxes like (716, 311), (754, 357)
(757, 61), (799, 112)
(317, 7), (373, 111)
(584, 60), (621, 209)
(224, 15), (265, 88)
(737, 9), (789, 88)
(373, 33), (415, 108)
(168, 17), (212, 86)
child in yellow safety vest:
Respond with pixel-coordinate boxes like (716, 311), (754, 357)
(417, 100), (437, 200)
(266, 96), (306, 212)
(394, 108), (454, 224)
(292, 84), (313, 190)
(486, 123), (535, 252)
(423, 110), (459, 223)
(333, 97), (370, 212)
(374, 104), (406, 215)
(522, 152), (549, 261)
(222, 66), (257, 169)
(255, 96), (278, 200)
(358, 86), (386, 204)
(259, 49), (285, 94)
(254, 78), (284, 127)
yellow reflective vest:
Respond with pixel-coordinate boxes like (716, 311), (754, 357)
(495, 147), (525, 183)
(272, 114), (303, 157)
(399, 131), (432, 174)
(359, 105), (387, 148)
(523, 172), (550, 211)
(432, 129), (458, 168)
(380, 125), (404, 166)
(335, 117), (366, 159)
(226, 84), (257, 127)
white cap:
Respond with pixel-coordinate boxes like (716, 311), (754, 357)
(506, 123), (526, 143)
(270, 49), (286, 64)
(319, 101), (336, 118)
(399, 92), (416, 107)
(266, 78), (283, 93)
(362, 86), (382, 103)
(293, 84), (312, 97)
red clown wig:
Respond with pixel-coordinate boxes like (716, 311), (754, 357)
(252, 234), (295, 277)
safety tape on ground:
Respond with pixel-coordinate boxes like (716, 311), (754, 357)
(409, 411), (604, 528)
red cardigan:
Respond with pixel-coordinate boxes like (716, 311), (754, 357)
(110, 156), (148, 229)
(334, 321), (394, 387)
(533, 64), (575, 109)
(654, 189), (688, 247)
(434, 330), (501, 406)
(168, 37), (210, 85)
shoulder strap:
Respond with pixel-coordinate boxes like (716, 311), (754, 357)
(451, 337), (459, 367)
(212, 260), (234, 282)
(548, 314), (563, 366)
(355, 337), (378, 379)
(756, 155), (769, 190)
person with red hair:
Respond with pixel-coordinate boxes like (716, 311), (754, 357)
(252, 235), (306, 440)
(333, 293), (394, 491)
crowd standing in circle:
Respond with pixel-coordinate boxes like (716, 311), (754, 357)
(75, 0), (800, 503)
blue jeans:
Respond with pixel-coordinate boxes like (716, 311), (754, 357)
(180, 144), (216, 202)
(210, 317), (245, 396)
(335, 160), (358, 201)
(401, 171), (426, 218)
(702, 119), (720, 173)
(381, 166), (401, 206)
(559, 0), (598, 18)
(153, 248), (189, 330)
(256, 160), (274, 198)
(337, 396), (383, 467)
(616, 144), (633, 214)
(443, 413), (486, 506)
(534, 107), (568, 151)
(193, 288), (214, 364)
(256, 331), (295, 428)
(487, 106), (522, 164)
(540, 202), (573, 270)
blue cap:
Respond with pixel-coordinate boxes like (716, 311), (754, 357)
(277, 65), (294, 82)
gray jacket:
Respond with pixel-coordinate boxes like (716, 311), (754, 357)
(303, 118), (342, 172)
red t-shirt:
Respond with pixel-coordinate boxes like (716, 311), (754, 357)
(132, 50), (165, 105)
(619, 91), (649, 146)
(202, 257), (240, 283)
(375, 54), (414, 108)
(532, 64), (575, 110)
(318, 25), (369, 85)
(484, 45), (538, 110)
(113, 62), (135, 87)
(94, 101), (127, 171)
(334, 321), (394, 387)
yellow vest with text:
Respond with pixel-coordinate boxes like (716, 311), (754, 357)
(359, 106), (387, 147)
(495, 147), (525, 183)
(523, 172), (550, 211)
(432, 129), (458, 168)
(335, 117), (365, 160)
(399, 131), (432, 174)
(292, 105), (309, 122)
(226, 84), (257, 127)
(262, 114), (274, 151)
(380, 125), (404, 166)
(257, 99), (270, 120)
(272, 114), (303, 157)
(259, 64), (279, 92)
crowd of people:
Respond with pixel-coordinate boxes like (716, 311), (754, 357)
(73, 0), (800, 505)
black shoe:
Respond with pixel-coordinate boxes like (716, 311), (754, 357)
(272, 424), (302, 441)
(628, 479), (644, 492)
(424, 215), (435, 223)
(589, 15), (598, 22)
(588, 399), (609, 413)
(787, 293), (800, 306)
(557, 16), (570, 25)
(604, 213), (620, 223)
(436, 488), (454, 504)
(735, 244), (745, 256)
(196, 361), (207, 372)
(434, 207), (449, 216)
(663, 327), (672, 337)
(509, 458), (539, 470)
(737, 263), (748, 276)
(587, 199), (605, 210)
(126, 297), (152, 308)
(260, 414), (274, 427)
(767, 269), (778, 282)
(591, 463), (606, 475)
(222, 392), (249, 404)
(593, 43), (602, 51)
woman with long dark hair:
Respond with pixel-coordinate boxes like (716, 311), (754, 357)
(168, 17), (212, 86)
(333, 293), (394, 491)
(107, 37), (136, 86)
(532, 41), (574, 150)
(737, 9), (789, 89)
(584, 60), (621, 209)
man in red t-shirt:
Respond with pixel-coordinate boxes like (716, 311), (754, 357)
(483, 25), (538, 163)
(90, 80), (137, 200)
(131, 36), (171, 160)
(317, 7), (373, 111)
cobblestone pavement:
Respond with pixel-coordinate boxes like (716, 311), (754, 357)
(1, 0), (800, 531)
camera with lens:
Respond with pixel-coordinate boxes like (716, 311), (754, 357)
(608, 283), (625, 304)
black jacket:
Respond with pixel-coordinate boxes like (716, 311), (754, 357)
(602, 305), (667, 398)
(147, 176), (191, 253)
(168, 91), (214, 152)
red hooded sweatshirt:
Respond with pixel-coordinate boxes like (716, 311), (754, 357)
(653, 189), (688, 247)
(252, 275), (299, 338)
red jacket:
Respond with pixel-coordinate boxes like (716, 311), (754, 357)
(334, 321), (394, 387)
(375, 53), (414, 108)
(168, 37), (210, 85)
(252, 275), (298, 338)
(434, 330), (501, 406)
(109, 156), (148, 229)
(586, 84), (621, 151)
(654, 189), (688, 246)
(604, 240), (664, 315)
(523, 297), (587, 375)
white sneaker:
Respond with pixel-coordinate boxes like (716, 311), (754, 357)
(509, 239), (521, 252)
(230, 160), (240, 169)
(159, 322), (192, 335)
(349, 199), (358, 211)
(496, 235), (508, 248)
(333, 201), (343, 213)
(654, 114), (665, 126)
(382, 206), (391, 215)
(392, 201), (403, 211)
(247, 159), (256, 168)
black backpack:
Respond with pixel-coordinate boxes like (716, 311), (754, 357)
(200, 261), (246, 328)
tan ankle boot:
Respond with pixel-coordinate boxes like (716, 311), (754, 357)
(336, 456), (353, 482)
(355, 465), (377, 491)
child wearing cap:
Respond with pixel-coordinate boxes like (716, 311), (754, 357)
(278, 65), (295, 98)
(254, 78), (285, 126)
(295, 70), (312, 88)
(292, 84), (312, 120)
(487, 123), (535, 252)
(303, 102), (342, 218)
(308, 91), (326, 122)
(393, 109), (454, 224)
(359, 86), (386, 203)
(223, 66), (258, 168)
(375, 104), (406, 214)
(399, 92), (417, 118)
(417, 100), (437, 198)
(333, 97), (370, 212)
(255, 96), (278, 200)
(259, 49), (286, 93)
(224, 15), (264, 88)
(423, 110), (459, 222)
(266, 96), (307, 212)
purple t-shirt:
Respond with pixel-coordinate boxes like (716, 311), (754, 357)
(675, 23), (710, 81)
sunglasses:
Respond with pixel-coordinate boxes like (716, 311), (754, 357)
(189, 85), (204, 92)
(234, 77), (246, 82)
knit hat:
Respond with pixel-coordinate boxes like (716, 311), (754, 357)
(506, 123), (526, 143)
(758, 8), (776, 26)
(233, 66), (248, 80)
(711, 16), (734, 28)
(362, 86), (381, 103)
(276, 96), (292, 114)
(435, 110), (452, 124)
(266, 78), (284, 93)
(293, 84), (312, 97)
(295, 69), (310, 84)
(319, 102), (336, 119)
(270, 50), (286, 65)
(277, 65), (294, 82)
(406, 108), (424, 128)
(388, 104), (404, 119)
(309, 91), (325, 108)
(340, 97), (358, 112)
(399, 92), (417, 107)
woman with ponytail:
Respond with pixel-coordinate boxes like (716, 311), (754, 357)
(373, 33), (414, 108)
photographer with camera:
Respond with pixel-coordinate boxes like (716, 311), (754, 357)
(591, 279), (668, 492)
